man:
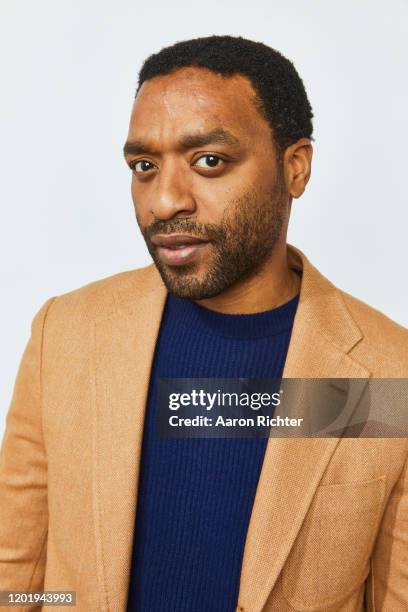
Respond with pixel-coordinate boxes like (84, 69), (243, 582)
(0, 35), (407, 612)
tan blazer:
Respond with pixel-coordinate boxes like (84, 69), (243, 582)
(0, 244), (407, 612)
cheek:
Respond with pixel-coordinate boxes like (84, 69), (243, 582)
(195, 159), (269, 209)
(130, 175), (139, 202)
(130, 179), (149, 217)
(191, 177), (243, 221)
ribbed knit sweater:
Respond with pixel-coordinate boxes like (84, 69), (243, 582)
(126, 290), (299, 612)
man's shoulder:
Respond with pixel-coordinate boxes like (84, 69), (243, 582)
(290, 245), (408, 373)
(45, 263), (159, 324)
(340, 288), (407, 340)
(338, 288), (408, 374)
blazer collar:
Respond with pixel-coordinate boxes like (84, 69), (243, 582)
(90, 244), (370, 612)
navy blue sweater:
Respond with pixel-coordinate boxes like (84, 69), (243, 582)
(126, 290), (299, 612)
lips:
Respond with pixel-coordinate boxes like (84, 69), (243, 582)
(150, 234), (210, 266)
(150, 234), (209, 247)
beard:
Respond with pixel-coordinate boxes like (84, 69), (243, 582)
(136, 173), (288, 300)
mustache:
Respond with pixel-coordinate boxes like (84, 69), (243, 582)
(142, 218), (224, 243)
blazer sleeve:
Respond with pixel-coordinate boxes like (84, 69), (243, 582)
(366, 445), (408, 610)
(0, 296), (56, 597)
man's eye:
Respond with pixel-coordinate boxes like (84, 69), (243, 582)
(131, 160), (156, 173)
(194, 155), (224, 169)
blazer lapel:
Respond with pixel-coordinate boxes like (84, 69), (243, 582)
(236, 246), (371, 612)
(90, 274), (167, 611)
(89, 245), (371, 612)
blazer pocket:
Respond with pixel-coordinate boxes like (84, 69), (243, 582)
(281, 475), (386, 611)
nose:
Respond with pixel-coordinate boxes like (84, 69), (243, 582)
(150, 159), (196, 220)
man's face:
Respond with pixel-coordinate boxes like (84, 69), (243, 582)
(124, 67), (289, 300)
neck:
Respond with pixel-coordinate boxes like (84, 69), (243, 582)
(194, 242), (300, 315)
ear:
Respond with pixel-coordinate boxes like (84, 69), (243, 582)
(284, 138), (313, 199)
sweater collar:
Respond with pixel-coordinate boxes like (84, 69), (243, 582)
(164, 288), (300, 340)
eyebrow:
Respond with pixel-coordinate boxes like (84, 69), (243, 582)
(123, 128), (241, 157)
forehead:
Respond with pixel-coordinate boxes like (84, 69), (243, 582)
(128, 67), (271, 145)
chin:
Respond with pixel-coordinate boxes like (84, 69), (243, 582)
(165, 276), (223, 301)
(155, 258), (227, 300)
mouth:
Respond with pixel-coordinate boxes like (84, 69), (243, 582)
(150, 234), (211, 267)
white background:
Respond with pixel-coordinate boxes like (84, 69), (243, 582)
(1, 0), (407, 435)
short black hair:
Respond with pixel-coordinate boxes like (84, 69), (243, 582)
(136, 35), (314, 157)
